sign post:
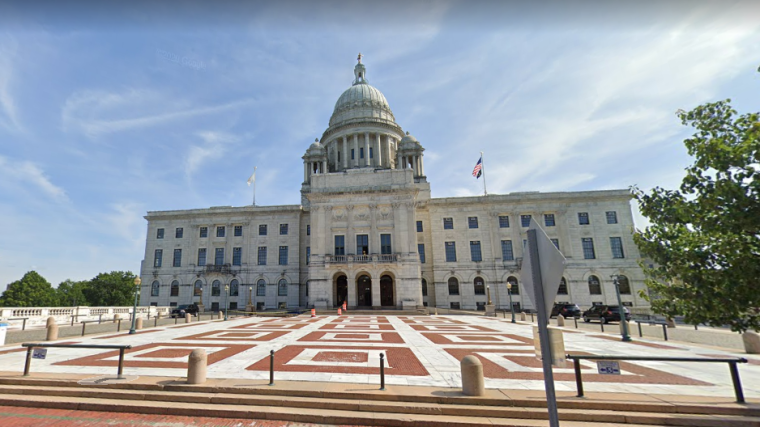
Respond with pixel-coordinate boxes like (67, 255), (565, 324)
(520, 221), (567, 427)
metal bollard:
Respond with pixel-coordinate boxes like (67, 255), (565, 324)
(117, 318), (122, 332)
(22, 318), (27, 330)
(638, 322), (643, 337)
(601, 322), (604, 333)
(154, 316), (158, 328)
(694, 324), (698, 330)
(662, 324), (669, 341)
(530, 312), (534, 322)
(81, 322), (87, 336)
(574, 317), (578, 328)
(70, 316), (75, 327)
(380, 353), (386, 390)
(269, 350), (275, 386)
(117, 348), (126, 379)
(98, 314), (103, 324)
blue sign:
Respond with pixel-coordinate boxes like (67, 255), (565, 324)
(597, 360), (620, 375)
(32, 348), (47, 360)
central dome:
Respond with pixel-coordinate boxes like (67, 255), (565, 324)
(328, 57), (396, 128)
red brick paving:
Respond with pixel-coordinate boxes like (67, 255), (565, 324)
(313, 351), (369, 363)
(588, 334), (679, 349)
(94, 330), (159, 339)
(422, 333), (533, 346)
(55, 343), (255, 369)
(299, 331), (405, 344)
(232, 323), (307, 330)
(409, 324), (498, 332)
(177, 330), (292, 341)
(319, 323), (395, 330)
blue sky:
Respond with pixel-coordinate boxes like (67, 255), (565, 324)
(1, 0), (759, 292)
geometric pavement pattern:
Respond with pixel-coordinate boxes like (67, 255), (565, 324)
(1, 314), (758, 398)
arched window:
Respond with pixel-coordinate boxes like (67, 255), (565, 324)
(170, 280), (179, 297)
(617, 275), (631, 295)
(212, 280), (221, 296)
(421, 278), (427, 297)
(507, 276), (519, 295)
(588, 275), (602, 295)
(230, 279), (239, 296)
(194, 280), (203, 296)
(448, 277), (459, 295)
(278, 278), (288, 296)
(557, 277), (568, 295)
(473, 277), (485, 295)
(257, 279), (266, 296)
(151, 280), (160, 296)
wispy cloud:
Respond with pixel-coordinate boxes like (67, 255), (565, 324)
(0, 42), (22, 133)
(185, 131), (240, 179)
(0, 155), (67, 201)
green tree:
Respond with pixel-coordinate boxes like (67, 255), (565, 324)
(0, 271), (59, 307)
(56, 279), (91, 307)
(83, 271), (138, 307)
(632, 99), (760, 333)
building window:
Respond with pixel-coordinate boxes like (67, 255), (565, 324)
(416, 221), (423, 232)
(356, 234), (369, 255)
(501, 240), (514, 261)
(468, 217), (479, 229)
(215, 247), (224, 265)
(257, 246), (267, 265)
(280, 224), (288, 235)
(521, 215), (531, 227)
(474, 277), (485, 295)
(606, 211), (618, 224)
(259, 224), (267, 236)
(306, 247), (310, 264)
(588, 275), (602, 295)
(450, 302), (461, 309)
(170, 280), (179, 296)
(279, 246), (288, 265)
(448, 277), (460, 295)
(175, 227), (183, 238)
(212, 280), (221, 296)
(257, 279), (266, 296)
(578, 212), (590, 225)
(334, 235), (345, 256)
(544, 214), (555, 227)
(360, 147), (364, 159)
(445, 241), (457, 262)
(443, 217), (453, 229)
(418, 244), (425, 264)
(232, 247), (242, 266)
(194, 280), (202, 296)
(380, 234), (392, 254)
(217, 226), (225, 237)
(307, 225), (310, 236)
(156, 228), (164, 239)
(153, 249), (162, 268)
(229, 302), (238, 310)
(230, 279), (239, 296)
(617, 275), (631, 294)
(351, 149), (355, 160)
(499, 215), (509, 228)
(610, 237), (625, 258)
(557, 277), (568, 295)
(278, 279), (288, 296)
(234, 225), (243, 237)
(507, 276), (519, 295)
(151, 280), (160, 296)
(470, 241), (482, 262)
(582, 238), (596, 259)
(551, 238), (560, 250)
(173, 249), (182, 267)
(421, 278), (427, 297)
(199, 227), (208, 238)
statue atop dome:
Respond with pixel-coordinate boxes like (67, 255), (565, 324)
(353, 53), (368, 85)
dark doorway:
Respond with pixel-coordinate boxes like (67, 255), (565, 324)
(380, 275), (394, 306)
(336, 275), (348, 306)
(357, 275), (372, 306)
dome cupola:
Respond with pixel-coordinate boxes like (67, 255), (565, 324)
(328, 54), (397, 128)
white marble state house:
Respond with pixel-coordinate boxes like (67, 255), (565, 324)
(139, 56), (647, 314)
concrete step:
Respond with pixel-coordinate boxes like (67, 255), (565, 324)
(0, 384), (758, 427)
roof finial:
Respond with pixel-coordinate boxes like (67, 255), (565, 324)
(357, 52), (363, 64)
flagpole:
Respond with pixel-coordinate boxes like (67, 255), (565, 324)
(253, 166), (257, 206)
(481, 151), (487, 196)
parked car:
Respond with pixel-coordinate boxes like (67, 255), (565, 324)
(551, 303), (581, 318)
(582, 305), (631, 324)
(171, 304), (200, 318)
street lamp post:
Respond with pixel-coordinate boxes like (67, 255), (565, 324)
(486, 285), (492, 305)
(507, 282), (516, 323)
(613, 275), (632, 342)
(248, 286), (253, 311)
(224, 285), (229, 321)
(129, 277), (141, 334)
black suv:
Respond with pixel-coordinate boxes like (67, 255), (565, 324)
(550, 303), (581, 318)
(171, 304), (200, 318)
(582, 305), (631, 324)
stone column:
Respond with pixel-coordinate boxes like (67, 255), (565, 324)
(353, 134), (359, 167)
(420, 154), (425, 176)
(376, 133), (382, 167)
(322, 160), (327, 173)
(371, 276), (381, 307)
(342, 135), (348, 170)
(303, 162), (308, 183)
(364, 132), (370, 166)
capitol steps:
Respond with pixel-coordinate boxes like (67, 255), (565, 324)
(0, 379), (758, 426)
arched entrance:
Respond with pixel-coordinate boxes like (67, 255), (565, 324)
(335, 275), (348, 307)
(356, 275), (372, 307)
(380, 275), (394, 306)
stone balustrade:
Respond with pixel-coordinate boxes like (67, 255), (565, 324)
(0, 306), (171, 330)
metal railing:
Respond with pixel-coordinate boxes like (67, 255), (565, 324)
(566, 354), (749, 403)
(22, 343), (132, 378)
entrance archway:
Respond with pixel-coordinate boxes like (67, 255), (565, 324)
(356, 275), (372, 306)
(380, 275), (394, 306)
(335, 275), (348, 307)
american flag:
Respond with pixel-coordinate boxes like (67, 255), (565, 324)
(472, 156), (482, 179)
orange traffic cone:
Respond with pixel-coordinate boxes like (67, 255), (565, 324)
(342, 302), (347, 312)
(311, 308), (316, 317)
(338, 308), (342, 316)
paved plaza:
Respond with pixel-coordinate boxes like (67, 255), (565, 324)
(1, 314), (758, 399)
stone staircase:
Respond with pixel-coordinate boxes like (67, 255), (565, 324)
(0, 375), (758, 426)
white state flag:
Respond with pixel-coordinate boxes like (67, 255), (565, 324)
(247, 168), (256, 186)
